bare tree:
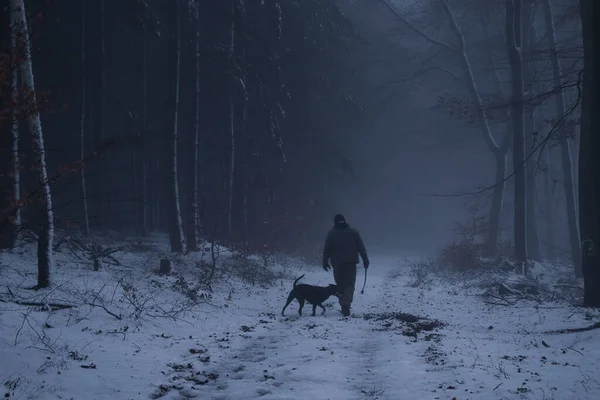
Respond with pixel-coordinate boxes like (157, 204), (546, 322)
(188, 1), (203, 252)
(506, 0), (528, 273)
(522, 0), (541, 261)
(226, 0), (238, 239)
(578, 0), (600, 306)
(80, 0), (90, 235)
(380, 0), (511, 255)
(10, 0), (55, 288)
(168, 0), (186, 253)
(542, 0), (581, 276)
(140, 20), (149, 237)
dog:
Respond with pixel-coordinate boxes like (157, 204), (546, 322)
(281, 274), (340, 316)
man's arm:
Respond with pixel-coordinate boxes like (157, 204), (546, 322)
(322, 231), (332, 267)
(356, 232), (369, 267)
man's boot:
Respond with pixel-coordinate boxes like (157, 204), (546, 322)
(341, 304), (350, 317)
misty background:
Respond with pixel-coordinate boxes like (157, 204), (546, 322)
(1, 0), (582, 263)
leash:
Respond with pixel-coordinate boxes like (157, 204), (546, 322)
(360, 268), (368, 294)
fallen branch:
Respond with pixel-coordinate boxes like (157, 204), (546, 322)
(0, 298), (76, 311)
(84, 301), (122, 320)
(544, 321), (600, 335)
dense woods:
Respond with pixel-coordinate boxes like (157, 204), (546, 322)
(0, 0), (374, 269)
(0, 0), (598, 306)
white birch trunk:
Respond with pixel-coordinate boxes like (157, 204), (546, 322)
(170, 0), (186, 253)
(80, 0), (90, 235)
(11, 0), (54, 287)
(381, 1), (511, 255)
(542, 0), (582, 276)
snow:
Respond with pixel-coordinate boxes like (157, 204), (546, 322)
(1, 235), (599, 400)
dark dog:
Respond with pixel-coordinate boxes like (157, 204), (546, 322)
(281, 274), (340, 316)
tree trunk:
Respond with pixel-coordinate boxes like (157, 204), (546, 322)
(11, 8), (21, 232)
(227, 0), (237, 239)
(241, 28), (249, 247)
(578, 0), (600, 306)
(168, 0), (185, 253)
(506, 0), (528, 274)
(440, 2), (512, 257)
(140, 22), (148, 236)
(189, 26), (202, 252)
(487, 150), (507, 254)
(0, 3), (21, 249)
(11, 0), (54, 288)
(523, 6), (540, 261)
(543, 148), (557, 259)
(480, 17), (512, 256)
(99, 0), (108, 226)
(80, 0), (90, 235)
(542, 0), (582, 276)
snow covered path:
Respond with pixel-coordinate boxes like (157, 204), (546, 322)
(2, 250), (600, 400)
(183, 257), (436, 400)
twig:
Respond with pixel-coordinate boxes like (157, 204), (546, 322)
(544, 321), (600, 335)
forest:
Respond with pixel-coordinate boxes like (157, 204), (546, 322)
(1, 0), (598, 296)
(1, 0), (600, 398)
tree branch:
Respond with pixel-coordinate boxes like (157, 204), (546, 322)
(378, 0), (458, 53)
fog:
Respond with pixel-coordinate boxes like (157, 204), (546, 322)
(0, 0), (583, 264)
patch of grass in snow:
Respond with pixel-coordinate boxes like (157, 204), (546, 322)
(363, 311), (446, 339)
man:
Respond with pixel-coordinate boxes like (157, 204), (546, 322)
(322, 214), (369, 317)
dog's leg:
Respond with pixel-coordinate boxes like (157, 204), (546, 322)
(312, 304), (317, 316)
(319, 304), (326, 315)
(281, 291), (296, 316)
(298, 298), (305, 316)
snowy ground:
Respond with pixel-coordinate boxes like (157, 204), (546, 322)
(1, 234), (599, 400)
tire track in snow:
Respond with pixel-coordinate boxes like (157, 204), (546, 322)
(346, 259), (444, 399)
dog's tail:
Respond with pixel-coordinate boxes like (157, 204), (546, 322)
(293, 274), (305, 288)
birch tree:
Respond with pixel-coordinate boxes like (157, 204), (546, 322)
(542, 0), (581, 276)
(506, 0), (528, 273)
(10, 0), (55, 288)
(168, 0), (186, 253)
(379, 0), (511, 255)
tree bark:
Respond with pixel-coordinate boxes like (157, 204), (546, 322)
(227, 0), (237, 239)
(189, 25), (202, 252)
(140, 21), (148, 236)
(11, 7), (21, 232)
(80, 0), (90, 235)
(487, 149), (507, 254)
(506, 0), (528, 274)
(578, 0), (600, 307)
(543, 148), (557, 260)
(99, 0), (108, 226)
(168, 0), (186, 253)
(542, 0), (582, 276)
(523, 3), (540, 261)
(11, 0), (55, 288)
(0, 3), (21, 249)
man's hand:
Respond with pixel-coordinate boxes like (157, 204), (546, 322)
(323, 263), (330, 271)
(364, 259), (370, 269)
